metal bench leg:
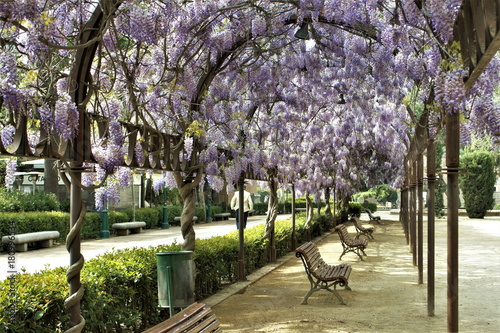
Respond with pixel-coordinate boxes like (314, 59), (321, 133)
(301, 279), (320, 305)
(338, 250), (346, 261)
(325, 286), (346, 305)
(355, 248), (365, 261)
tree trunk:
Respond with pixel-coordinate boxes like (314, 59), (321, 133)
(174, 171), (203, 251)
(198, 184), (206, 222)
(264, 175), (278, 240)
(264, 173), (278, 262)
(324, 187), (332, 219)
(305, 192), (313, 227)
(44, 159), (60, 198)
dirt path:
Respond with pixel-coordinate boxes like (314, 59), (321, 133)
(211, 216), (500, 332)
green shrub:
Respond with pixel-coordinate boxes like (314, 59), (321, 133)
(494, 203), (500, 210)
(353, 184), (398, 204)
(150, 205), (205, 225)
(317, 214), (335, 231)
(348, 202), (363, 217)
(121, 208), (160, 228)
(107, 211), (129, 225)
(0, 188), (59, 212)
(253, 202), (268, 215)
(459, 151), (495, 218)
(59, 199), (70, 212)
(364, 201), (378, 213)
(210, 205), (223, 216)
(0, 214), (323, 332)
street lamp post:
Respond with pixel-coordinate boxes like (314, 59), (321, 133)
(100, 207), (110, 238)
(162, 187), (169, 229)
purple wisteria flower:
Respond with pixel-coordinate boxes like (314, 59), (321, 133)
(183, 136), (194, 161)
(82, 163), (96, 188)
(54, 93), (79, 140)
(38, 105), (54, 132)
(206, 175), (224, 192)
(1, 125), (15, 148)
(4, 158), (17, 187)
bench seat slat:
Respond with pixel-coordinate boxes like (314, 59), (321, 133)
(170, 307), (213, 333)
(143, 302), (220, 333)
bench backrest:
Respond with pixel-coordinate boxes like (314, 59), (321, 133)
(143, 302), (220, 333)
(295, 242), (326, 274)
(335, 224), (356, 246)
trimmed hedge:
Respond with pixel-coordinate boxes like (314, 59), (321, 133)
(0, 211), (99, 244)
(459, 151), (495, 218)
(0, 188), (60, 212)
(349, 202), (363, 217)
(0, 215), (321, 332)
(122, 207), (160, 229)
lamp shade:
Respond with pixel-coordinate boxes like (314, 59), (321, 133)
(294, 22), (309, 40)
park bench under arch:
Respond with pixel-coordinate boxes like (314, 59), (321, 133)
(295, 241), (352, 305)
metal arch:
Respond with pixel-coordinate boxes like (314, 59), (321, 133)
(455, 0), (500, 91)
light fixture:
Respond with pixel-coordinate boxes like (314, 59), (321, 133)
(294, 22), (310, 40)
(337, 94), (346, 104)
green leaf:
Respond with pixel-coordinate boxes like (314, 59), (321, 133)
(34, 310), (44, 320)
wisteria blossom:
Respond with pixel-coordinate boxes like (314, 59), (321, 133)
(0, 0), (497, 232)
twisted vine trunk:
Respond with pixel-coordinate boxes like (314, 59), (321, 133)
(65, 169), (86, 333)
(264, 171), (278, 262)
(324, 187), (332, 220)
(305, 192), (313, 227)
(174, 171), (203, 251)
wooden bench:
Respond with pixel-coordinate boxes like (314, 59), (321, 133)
(365, 208), (381, 223)
(351, 217), (375, 239)
(295, 242), (352, 305)
(143, 302), (220, 333)
(334, 224), (368, 261)
(111, 221), (146, 236)
(1, 231), (60, 252)
(213, 212), (231, 220)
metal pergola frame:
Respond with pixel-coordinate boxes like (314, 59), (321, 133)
(0, 2), (498, 332)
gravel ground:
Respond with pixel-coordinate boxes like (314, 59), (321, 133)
(211, 215), (500, 332)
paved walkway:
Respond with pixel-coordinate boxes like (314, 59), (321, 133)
(1, 213), (291, 280)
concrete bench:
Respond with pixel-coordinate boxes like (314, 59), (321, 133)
(111, 221), (146, 236)
(295, 242), (352, 305)
(173, 216), (198, 225)
(213, 212), (231, 220)
(2, 231), (60, 252)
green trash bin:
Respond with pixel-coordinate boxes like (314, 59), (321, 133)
(156, 251), (195, 316)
